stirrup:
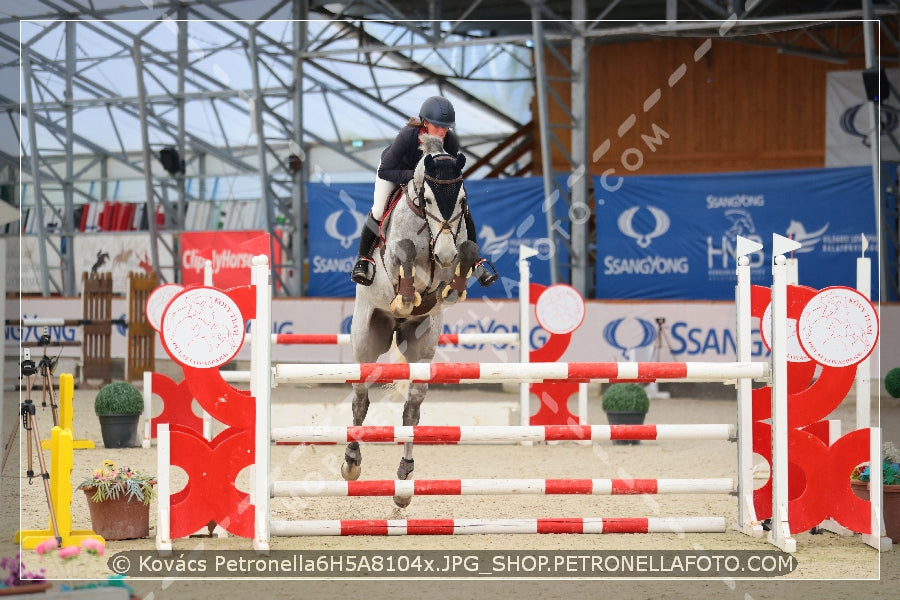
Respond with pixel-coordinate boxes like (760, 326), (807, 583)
(472, 258), (498, 287)
(351, 257), (375, 286)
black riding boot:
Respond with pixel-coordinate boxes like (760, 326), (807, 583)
(465, 211), (498, 287)
(351, 212), (380, 286)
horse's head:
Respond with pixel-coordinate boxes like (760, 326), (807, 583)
(412, 134), (467, 269)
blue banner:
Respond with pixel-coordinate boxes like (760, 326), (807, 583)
(593, 166), (877, 300)
(307, 177), (562, 298)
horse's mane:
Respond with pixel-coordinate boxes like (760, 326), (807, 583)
(413, 134), (446, 186)
(418, 133), (445, 156)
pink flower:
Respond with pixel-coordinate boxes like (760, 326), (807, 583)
(34, 539), (59, 556)
(57, 546), (81, 561)
(80, 538), (105, 556)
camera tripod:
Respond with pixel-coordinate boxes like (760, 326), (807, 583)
(648, 317), (673, 399)
(0, 349), (61, 541)
(651, 317), (674, 362)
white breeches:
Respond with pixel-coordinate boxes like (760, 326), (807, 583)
(371, 161), (397, 221)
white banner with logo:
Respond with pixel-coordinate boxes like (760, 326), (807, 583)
(825, 68), (900, 166)
(6, 296), (890, 381)
(10, 233), (175, 295)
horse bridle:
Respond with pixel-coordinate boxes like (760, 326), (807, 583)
(408, 154), (467, 258)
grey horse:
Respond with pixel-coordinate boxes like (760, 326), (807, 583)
(344, 134), (479, 507)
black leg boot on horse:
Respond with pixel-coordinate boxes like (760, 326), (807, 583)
(465, 211), (499, 287)
(351, 212), (381, 286)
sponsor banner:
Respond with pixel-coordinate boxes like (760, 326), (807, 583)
(594, 166), (877, 300)
(7, 297), (891, 381)
(12, 234), (176, 295)
(74, 234), (171, 295)
(306, 177), (564, 298)
(181, 230), (277, 289)
(826, 69), (900, 167)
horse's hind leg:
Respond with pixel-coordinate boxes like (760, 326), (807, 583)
(392, 381), (426, 508)
(341, 382), (369, 480)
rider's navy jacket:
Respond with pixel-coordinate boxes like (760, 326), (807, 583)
(377, 125), (460, 187)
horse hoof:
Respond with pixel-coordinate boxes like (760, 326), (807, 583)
(393, 494), (412, 509)
(397, 457), (414, 480)
(341, 461), (361, 481)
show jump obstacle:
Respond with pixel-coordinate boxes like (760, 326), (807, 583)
(150, 234), (886, 553)
(141, 249), (588, 447)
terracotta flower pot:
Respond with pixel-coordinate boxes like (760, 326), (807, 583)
(82, 487), (152, 541)
(850, 480), (900, 543)
(0, 582), (52, 596)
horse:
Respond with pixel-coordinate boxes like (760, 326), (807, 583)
(345, 134), (479, 508)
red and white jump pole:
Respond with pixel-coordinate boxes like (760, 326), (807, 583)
(248, 332), (520, 347)
(271, 360), (767, 385)
(270, 423), (736, 444)
(269, 516), (727, 536)
(272, 477), (735, 498)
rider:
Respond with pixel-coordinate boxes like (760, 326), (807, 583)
(350, 96), (498, 288)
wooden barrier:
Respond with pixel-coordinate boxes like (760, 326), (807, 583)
(80, 272), (113, 383)
(8, 271), (154, 385)
(127, 272), (157, 381)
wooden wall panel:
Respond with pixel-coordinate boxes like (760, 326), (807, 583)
(539, 30), (875, 176)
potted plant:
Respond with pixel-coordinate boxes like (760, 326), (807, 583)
(885, 366), (900, 400)
(78, 460), (156, 541)
(850, 441), (900, 543)
(95, 380), (144, 448)
(601, 383), (650, 445)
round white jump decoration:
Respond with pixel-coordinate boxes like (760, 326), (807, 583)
(760, 303), (810, 363)
(535, 284), (585, 335)
(145, 283), (184, 332)
(160, 286), (245, 369)
(797, 286), (878, 368)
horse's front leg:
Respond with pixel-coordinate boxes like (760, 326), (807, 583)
(442, 240), (478, 304)
(393, 381), (426, 508)
(341, 381), (370, 481)
(389, 239), (421, 317)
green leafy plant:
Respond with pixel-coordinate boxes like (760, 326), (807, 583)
(885, 367), (900, 399)
(94, 381), (144, 415)
(601, 383), (650, 413)
(78, 460), (155, 504)
(851, 442), (900, 486)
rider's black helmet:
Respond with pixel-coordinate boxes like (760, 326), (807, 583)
(419, 96), (455, 128)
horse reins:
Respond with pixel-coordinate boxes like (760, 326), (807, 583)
(410, 155), (467, 252)
(399, 154), (467, 305)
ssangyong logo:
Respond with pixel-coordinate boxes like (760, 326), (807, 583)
(605, 205), (687, 277)
(617, 205), (670, 248)
(324, 209), (366, 248)
(840, 102), (899, 147)
(603, 317), (657, 359)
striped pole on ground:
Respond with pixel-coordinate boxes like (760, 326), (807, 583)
(269, 516), (727, 536)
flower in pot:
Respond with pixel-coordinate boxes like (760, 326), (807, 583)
(94, 381), (143, 448)
(601, 383), (650, 445)
(0, 552), (48, 592)
(78, 460), (156, 541)
(850, 441), (900, 542)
